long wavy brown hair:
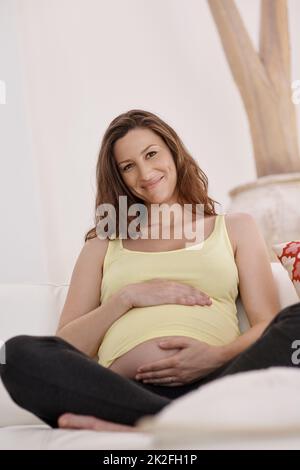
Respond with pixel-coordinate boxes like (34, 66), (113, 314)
(84, 109), (219, 242)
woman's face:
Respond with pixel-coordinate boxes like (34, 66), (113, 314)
(114, 128), (178, 206)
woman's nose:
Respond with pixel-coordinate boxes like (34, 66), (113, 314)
(137, 165), (153, 181)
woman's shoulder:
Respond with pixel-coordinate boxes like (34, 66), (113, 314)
(224, 211), (255, 225)
(224, 212), (257, 229)
(84, 235), (110, 258)
(223, 212), (257, 255)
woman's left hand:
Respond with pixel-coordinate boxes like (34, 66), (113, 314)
(135, 337), (226, 386)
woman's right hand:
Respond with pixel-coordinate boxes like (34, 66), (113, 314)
(121, 279), (212, 309)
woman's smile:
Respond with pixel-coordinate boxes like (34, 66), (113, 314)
(142, 175), (165, 191)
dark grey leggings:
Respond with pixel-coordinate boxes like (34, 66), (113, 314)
(1, 302), (300, 428)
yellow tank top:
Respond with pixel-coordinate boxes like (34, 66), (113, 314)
(97, 214), (240, 368)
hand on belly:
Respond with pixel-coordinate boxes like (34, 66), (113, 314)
(108, 336), (180, 379)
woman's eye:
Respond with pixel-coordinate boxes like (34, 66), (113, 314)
(121, 152), (157, 172)
(146, 151), (157, 159)
(122, 163), (133, 172)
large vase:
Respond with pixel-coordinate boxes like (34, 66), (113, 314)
(227, 173), (300, 261)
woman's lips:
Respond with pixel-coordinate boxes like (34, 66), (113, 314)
(143, 176), (164, 190)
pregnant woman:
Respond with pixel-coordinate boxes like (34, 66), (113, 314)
(1, 109), (299, 433)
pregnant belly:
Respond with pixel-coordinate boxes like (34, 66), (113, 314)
(108, 336), (181, 379)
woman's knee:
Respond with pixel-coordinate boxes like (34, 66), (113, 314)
(275, 302), (300, 324)
(0, 335), (62, 376)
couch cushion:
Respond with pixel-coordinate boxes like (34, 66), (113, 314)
(0, 283), (68, 341)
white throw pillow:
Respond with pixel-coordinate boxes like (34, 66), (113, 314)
(136, 368), (300, 448)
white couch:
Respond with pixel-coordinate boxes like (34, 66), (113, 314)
(0, 263), (299, 450)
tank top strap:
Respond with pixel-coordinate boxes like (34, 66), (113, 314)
(199, 213), (222, 247)
(102, 237), (122, 272)
(213, 213), (222, 233)
(217, 214), (235, 258)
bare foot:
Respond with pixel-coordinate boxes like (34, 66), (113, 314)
(58, 413), (141, 433)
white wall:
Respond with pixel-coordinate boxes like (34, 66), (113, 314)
(1, 0), (300, 284)
(0, 0), (48, 283)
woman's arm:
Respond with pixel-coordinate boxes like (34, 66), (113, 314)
(55, 237), (131, 358)
(56, 291), (131, 359)
(219, 212), (281, 362)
